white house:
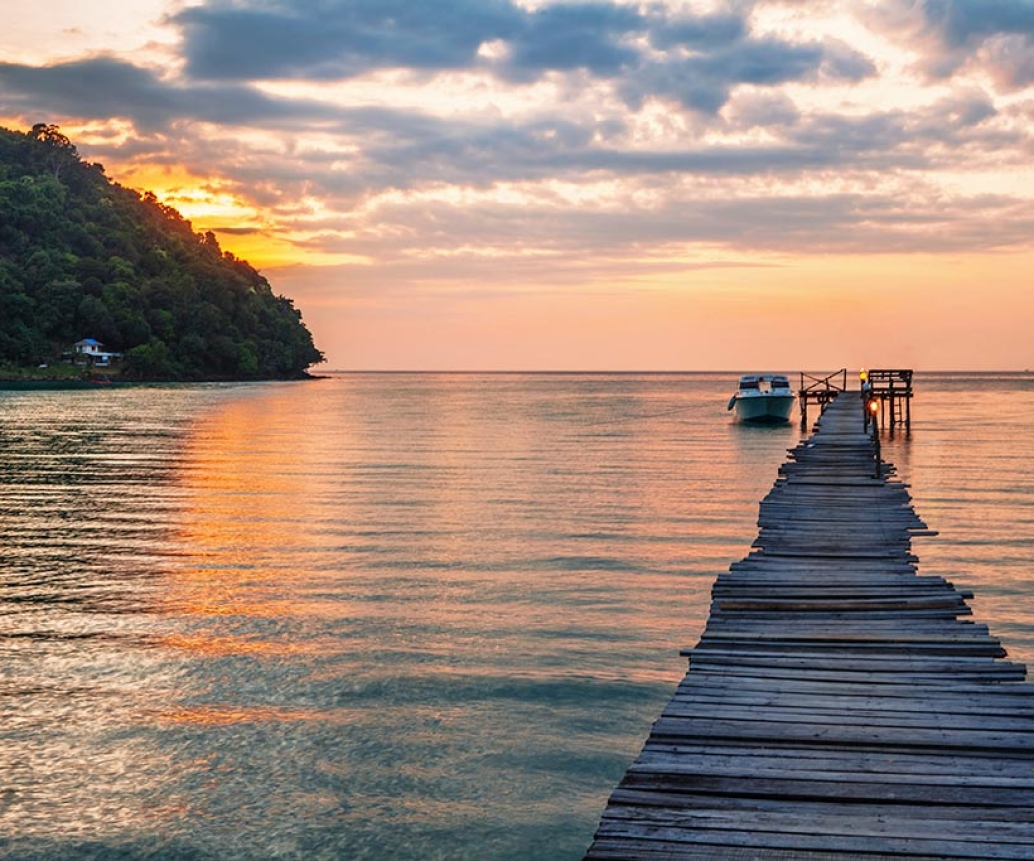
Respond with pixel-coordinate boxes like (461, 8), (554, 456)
(73, 338), (122, 367)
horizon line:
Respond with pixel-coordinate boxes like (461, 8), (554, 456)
(313, 368), (1034, 375)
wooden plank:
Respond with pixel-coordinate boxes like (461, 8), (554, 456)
(597, 806), (1034, 842)
(678, 664), (1028, 684)
(635, 745), (1034, 776)
(665, 690), (1034, 718)
(654, 704), (1034, 733)
(591, 810), (1034, 859)
(604, 787), (1034, 820)
(669, 673), (1034, 700)
(588, 825), (1034, 860)
(645, 716), (1034, 753)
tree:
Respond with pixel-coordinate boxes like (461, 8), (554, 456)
(124, 339), (176, 379)
(29, 123), (79, 180)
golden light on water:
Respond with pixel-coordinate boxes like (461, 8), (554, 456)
(166, 394), (315, 623)
(160, 705), (329, 726)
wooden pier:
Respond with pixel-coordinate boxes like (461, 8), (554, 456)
(585, 394), (1034, 860)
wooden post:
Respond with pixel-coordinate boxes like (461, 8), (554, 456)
(888, 378), (896, 438)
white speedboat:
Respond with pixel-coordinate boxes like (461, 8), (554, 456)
(727, 374), (796, 423)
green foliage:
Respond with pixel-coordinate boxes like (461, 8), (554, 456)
(0, 124), (324, 379)
(125, 339), (176, 378)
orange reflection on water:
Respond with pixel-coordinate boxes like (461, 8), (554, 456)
(161, 631), (314, 658)
(165, 385), (338, 623)
(160, 704), (330, 726)
(155, 385), (359, 671)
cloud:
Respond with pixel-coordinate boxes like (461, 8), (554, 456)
(170, 0), (871, 112)
(0, 56), (332, 130)
(498, 2), (645, 80)
(725, 92), (801, 129)
(171, 0), (656, 83)
(623, 36), (874, 112)
(0, 57), (176, 126)
(270, 182), (1034, 298)
(649, 11), (746, 50)
(172, 0), (522, 80)
(2, 50), (1024, 244)
(873, 0), (1034, 87)
(923, 0), (1034, 47)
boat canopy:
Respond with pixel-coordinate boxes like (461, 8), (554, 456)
(738, 374), (792, 391)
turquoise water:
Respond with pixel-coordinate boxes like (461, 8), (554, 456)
(1, 372), (1031, 859)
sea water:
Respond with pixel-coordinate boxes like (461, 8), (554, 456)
(0, 372), (1031, 860)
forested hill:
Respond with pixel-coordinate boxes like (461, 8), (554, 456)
(0, 124), (324, 380)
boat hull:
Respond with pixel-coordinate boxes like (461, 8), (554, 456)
(732, 393), (796, 424)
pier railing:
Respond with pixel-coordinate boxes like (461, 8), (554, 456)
(797, 368), (847, 428)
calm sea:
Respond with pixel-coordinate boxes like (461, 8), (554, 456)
(1, 372), (1032, 860)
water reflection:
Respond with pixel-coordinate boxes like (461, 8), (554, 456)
(143, 374), (808, 858)
(10, 374), (1026, 860)
(0, 386), (252, 856)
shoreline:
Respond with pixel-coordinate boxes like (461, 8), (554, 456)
(0, 373), (324, 390)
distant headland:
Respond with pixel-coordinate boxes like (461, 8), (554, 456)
(0, 123), (324, 383)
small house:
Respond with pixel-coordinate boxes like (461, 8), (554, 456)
(73, 338), (122, 367)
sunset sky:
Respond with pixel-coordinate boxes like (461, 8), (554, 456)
(1, 0), (1032, 370)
